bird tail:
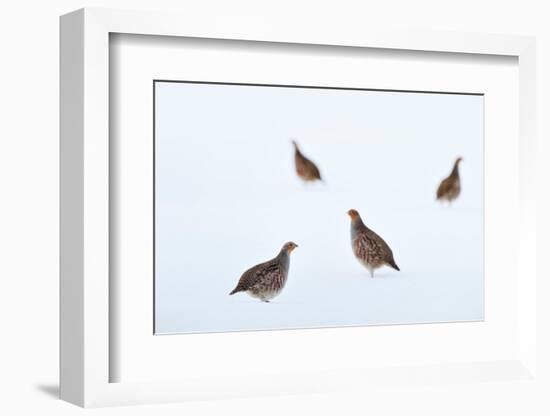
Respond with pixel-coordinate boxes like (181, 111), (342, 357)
(388, 259), (400, 271)
(229, 287), (241, 295)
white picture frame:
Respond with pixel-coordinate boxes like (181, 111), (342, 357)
(60, 7), (538, 407)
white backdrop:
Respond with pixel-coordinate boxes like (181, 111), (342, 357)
(1, 1), (549, 415)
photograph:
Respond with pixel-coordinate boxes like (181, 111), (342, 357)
(154, 80), (484, 334)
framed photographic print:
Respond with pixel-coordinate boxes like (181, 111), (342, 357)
(153, 80), (484, 335)
(60, 8), (539, 408)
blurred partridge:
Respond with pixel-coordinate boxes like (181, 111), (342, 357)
(347, 209), (400, 277)
(436, 157), (463, 203)
(229, 242), (298, 302)
(292, 140), (323, 183)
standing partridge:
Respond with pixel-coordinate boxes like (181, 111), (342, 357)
(229, 242), (298, 302)
(436, 157), (463, 203)
(347, 209), (400, 277)
(292, 140), (323, 183)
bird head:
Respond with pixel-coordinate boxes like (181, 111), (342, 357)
(282, 241), (299, 253)
(456, 156), (463, 164)
(347, 209), (361, 222)
(291, 139), (298, 149)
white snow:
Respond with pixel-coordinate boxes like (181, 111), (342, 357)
(154, 82), (484, 334)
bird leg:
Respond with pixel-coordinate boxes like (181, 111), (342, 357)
(261, 299), (271, 303)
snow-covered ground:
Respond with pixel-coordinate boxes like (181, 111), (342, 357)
(154, 82), (484, 334)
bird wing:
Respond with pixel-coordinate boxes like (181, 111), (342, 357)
(436, 176), (453, 199)
(367, 230), (395, 262)
(303, 158), (322, 180)
(233, 259), (280, 292)
(295, 150), (322, 180)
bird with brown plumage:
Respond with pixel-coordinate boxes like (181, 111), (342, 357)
(292, 140), (323, 183)
(347, 209), (400, 278)
(436, 157), (463, 204)
(229, 242), (298, 302)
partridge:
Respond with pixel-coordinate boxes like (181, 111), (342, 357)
(229, 242), (298, 302)
(292, 140), (323, 183)
(348, 209), (400, 277)
(436, 157), (463, 203)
